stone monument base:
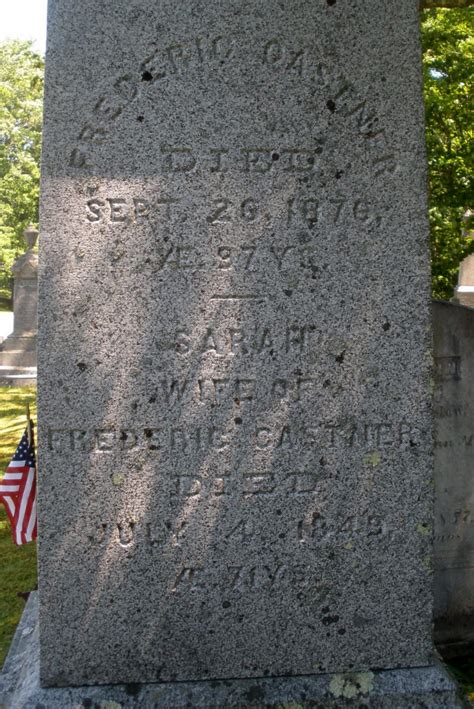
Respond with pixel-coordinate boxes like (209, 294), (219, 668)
(0, 334), (37, 385)
(0, 594), (463, 708)
(0, 334), (37, 368)
(0, 366), (37, 386)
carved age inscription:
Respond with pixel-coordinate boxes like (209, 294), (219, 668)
(84, 189), (383, 280)
(435, 508), (473, 546)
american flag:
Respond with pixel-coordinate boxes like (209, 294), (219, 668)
(0, 424), (37, 545)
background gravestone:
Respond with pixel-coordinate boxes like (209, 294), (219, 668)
(453, 254), (474, 308)
(35, 0), (457, 702)
(433, 300), (474, 657)
(0, 225), (38, 385)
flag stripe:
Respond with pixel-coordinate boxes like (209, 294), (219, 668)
(26, 499), (37, 542)
(0, 425), (37, 546)
(23, 471), (36, 543)
(3, 496), (15, 516)
(0, 495), (16, 533)
(15, 469), (34, 546)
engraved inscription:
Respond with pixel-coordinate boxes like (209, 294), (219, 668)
(170, 564), (327, 594)
(158, 146), (323, 175)
(85, 195), (179, 223)
(207, 197), (258, 224)
(68, 32), (397, 177)
(141, 35), (235, 81)
(84, 191), (382, 227)
(435, 505), (474, 565)
(172, 325), (329, 357)
(434, 355), (461, 382)
(47, 421), (424, 457)
(262, 38), (398, 178)
(69, 34), (236, 167)
(86, 510), (393, 553)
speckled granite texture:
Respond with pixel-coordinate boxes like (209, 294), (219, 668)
(39, 0), (435, 689)
(0, 595), (464, 708)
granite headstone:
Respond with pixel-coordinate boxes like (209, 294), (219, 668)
(37, 0), (447, 699)
(433, 300), (474, 656)
(11, 226), (39, 341)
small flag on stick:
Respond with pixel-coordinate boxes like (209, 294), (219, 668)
(0, 405), (37, 545)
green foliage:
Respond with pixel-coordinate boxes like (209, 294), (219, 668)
(422, 1), (474, 8)
(422, 8), (474, 299)
(447, 656), (474, 702)
(0, 386), (37, 668)
(0, 41), (43, 296)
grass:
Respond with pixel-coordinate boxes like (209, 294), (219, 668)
(0, 386), (37, 668)
(447, 656), (474, 704)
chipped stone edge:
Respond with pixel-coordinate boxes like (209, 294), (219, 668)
(0, 593), (465, 708)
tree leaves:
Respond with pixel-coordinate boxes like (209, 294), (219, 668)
(421, 1), (474, 9)
(0, 41), (43, 293)
(422, 9), (474, 298)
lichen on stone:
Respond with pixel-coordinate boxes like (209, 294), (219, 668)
(111, 472), (125, 486)
(416, 522), (430, 536)
(329, 671), (375, 699)
(363, 451), (381, 467)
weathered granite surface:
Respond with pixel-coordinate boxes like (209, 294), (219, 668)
(39, 0), (435, 689)
(433, 300), (474, 657)
(0, 594), (464, 708)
